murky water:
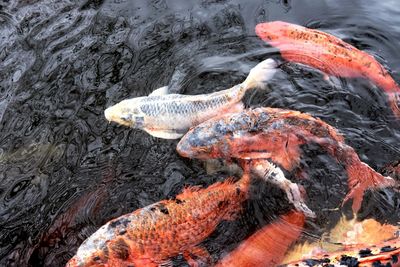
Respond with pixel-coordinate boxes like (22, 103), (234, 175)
(0, 0), (400, 266)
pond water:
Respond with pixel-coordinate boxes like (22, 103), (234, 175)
(0, 0), (399, 266)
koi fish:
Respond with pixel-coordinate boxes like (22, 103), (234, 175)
(216, 210), (305, 267)
(176, 107), (397, 214)
(255, 21), (400, 118)
(104, 58), (277, 139)
(281, 239), (400, 267)
(66, 166), (284, 267)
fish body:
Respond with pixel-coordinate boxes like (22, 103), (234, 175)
(104, 58), (277, 139)
(176, 107), (397, 214)
(282, 239), (400, 267)
(66, 174), (252, 267)
(255, 21), (400, 118)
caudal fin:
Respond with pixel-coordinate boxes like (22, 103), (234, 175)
(215, 211), (305, 267)
(242, 58), (278, 90)
(343, 161), (397, 214)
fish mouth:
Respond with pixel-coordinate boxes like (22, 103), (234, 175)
(104, 107), (113, 122)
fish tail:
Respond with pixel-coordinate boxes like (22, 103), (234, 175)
(343, 157), (397, 214)
(242, 58), (278, 91)
(215, 210), (305, 267)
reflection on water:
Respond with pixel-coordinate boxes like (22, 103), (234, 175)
(0, 0), (399, 266)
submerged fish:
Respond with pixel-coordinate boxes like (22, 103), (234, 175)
(176, 107), (397, 214)
(66, 166), (285, 267)
(282, 238), (400, 267)
(104, 58), (277, 139)
(255, 21), (400, 118)
(216, 210), (305, 267)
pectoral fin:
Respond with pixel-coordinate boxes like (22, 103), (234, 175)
(144, 128), (187, 139)
(149, 86), (169, 96)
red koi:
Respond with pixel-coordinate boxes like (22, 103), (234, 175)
(176, 107), (398, 214)
(255, 21), (400, 118)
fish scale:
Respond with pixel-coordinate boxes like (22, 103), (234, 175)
(104, 58), (278, 139)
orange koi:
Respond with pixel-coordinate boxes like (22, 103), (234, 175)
(216, 211), (305, 267)
(176, 107), (397, 214)
(66, 173), (255, 267)
(255, 21), (400, 118)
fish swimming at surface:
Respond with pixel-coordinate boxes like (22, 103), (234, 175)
(255, 21), (400, 119)
(66, 165), (287, 267)
(176, 107), (398, 214)
(104, 58), (277, 139)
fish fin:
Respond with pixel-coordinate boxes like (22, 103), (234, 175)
(149, 86), (169, 96)
(176, 185), (204, 200)
(216, 211), (305, 267)
(250, 160), (315, 218)
(183, 246), (212, 266)
(143, 128), (186, 139)
(343, 161), (397, 214)
(242, 58), (278, 90)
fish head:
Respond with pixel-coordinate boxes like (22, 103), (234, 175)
(177, 109), (268, 160)
(255, 21), (295, 42)
(177, 120), (229, 160)
(104, 98), (144, 128)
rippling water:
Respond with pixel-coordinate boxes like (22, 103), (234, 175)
(1, 0), (400, 266)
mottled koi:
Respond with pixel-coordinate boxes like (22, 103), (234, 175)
(67, 168), (286, 267)
(104, 58), (277, 139)
(255, 21), (400, 118)
(176, 107), (398, 214)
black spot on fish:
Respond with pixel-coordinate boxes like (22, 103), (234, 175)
(118, 228), (127, 235)
(304, 259), (322, 266)
(381, 246), (396, 253)
(392, 254), (398, 263)
(158, 204), (169, 215)
(174, 198), (184, 204)
(339, 255), (359, 267)
(236, 187), (241, 196)
(218, 200), (228, 209)
(359, 248), (373, 257)
(93, 256), (101, 262)
(372, 261), (390, 267)
(111, 239), (130, 260)
(109, 217), (130, 229)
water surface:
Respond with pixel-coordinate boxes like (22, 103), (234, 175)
(0, 0), (400, 266)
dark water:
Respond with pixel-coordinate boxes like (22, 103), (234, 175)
(1, 0), (400, 266)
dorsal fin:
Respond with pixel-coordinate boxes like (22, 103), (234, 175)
(149, 86), (169, 96)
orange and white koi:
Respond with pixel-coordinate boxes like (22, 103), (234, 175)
(255, 21), (400, 118)
(66, 164), (286, 267)
(176, 107), (397, 214)
(104, 59), (277, 139)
